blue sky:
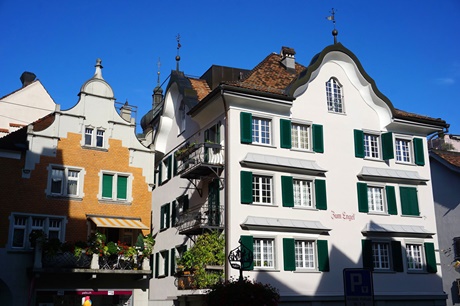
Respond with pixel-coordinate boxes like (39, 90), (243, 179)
(1, 0), (459, 134)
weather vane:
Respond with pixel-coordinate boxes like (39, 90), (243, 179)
(326, 8), (338, 44)
(156, 57), (161, 86)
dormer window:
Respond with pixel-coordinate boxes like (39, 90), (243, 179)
(326, 78), (344, 113)
(84, 126), (105, 148)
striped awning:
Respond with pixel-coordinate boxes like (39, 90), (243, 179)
(89, 216), (149, 230)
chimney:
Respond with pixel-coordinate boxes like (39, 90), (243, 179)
(280, 46), (296, 73)
(20, 72), (36, 87)
(120, 101), (132, 122)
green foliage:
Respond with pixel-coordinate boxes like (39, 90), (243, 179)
(87, 232), (106, 255)
(106, 241), (119, 256)
(206, 277), (280, 306)
(177, 231), (225, 288)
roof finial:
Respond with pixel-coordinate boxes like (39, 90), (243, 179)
(94, 58), (103, 79)
(326, 8), (338, 44)
(176, 34), (181, 71)
(157, 57), (161, 86)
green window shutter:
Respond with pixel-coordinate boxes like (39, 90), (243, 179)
(413, 138), (425, 166)
(155, 252), (159, 278)
(171, 201), (177, 227)
(164, 251), (169, 276)
(283, 238), (296, 271)
(354, 129), (365, 158)
(160, 205), (165, 229)
(117, 175), (128, 200)
(102, 174), (113, 198)
(381, 132), (394, 160)
(240, 171), (253, 204)
(167, 155), (172, 180)
(400, 187), (419, 216)
(362, 240), (373, 270)
(281, 176), (294, 207)
(357, 182), (369, 213)
(240, 112), (253, 144)
(315, 179), (327, 210)
(317, 240), (329, 272)
(173, 155), (178, 176)
(424, 242), (437, 273)
(166, 203), (170, 228)
(391, 241), (403, 272)
(158, 163), (163, 185)
(386, 186), (398, 215)
(240, 235), (254, 271)
(183, 195), (189, 211)
(170, 248), (176, 276)
(312, 124), (324, 153)
(280, 119), (292, 149)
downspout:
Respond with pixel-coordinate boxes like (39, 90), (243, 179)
(220, 87), (230, 281)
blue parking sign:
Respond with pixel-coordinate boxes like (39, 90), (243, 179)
(343, 268), (374, 306)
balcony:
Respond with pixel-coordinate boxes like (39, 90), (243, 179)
(176, 142), (224, 180)
(176, 204), (224, 235)
(175, 266), (224, 290)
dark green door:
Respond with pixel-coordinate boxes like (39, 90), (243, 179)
(208, 179), (220, 226)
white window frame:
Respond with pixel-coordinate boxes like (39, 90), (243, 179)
(291, 123), (311, 150)
(367, 185), (386, 213)
(372, 241), (391, 270)
(293, 179), (313, 208)
(9, 213), (66, 250)
(158, 250), (168, 277)
(84, 126), (106, 148)
(326, 78), (344, 113)
(161, 158), (171, 183)
(395, 137), (413, 164)
(252, 117), (271, 145)
(252, 174), (273, 205)
(99, 171), (132, 202)
(364, 133), (380, 160)
(406, 242), (424, 271)
(46, 165), (84, 198)
(295, 240), (316, 270)
(253, 238), (275, 269)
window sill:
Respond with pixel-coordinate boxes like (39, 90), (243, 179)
(47, 195), (83, 201)
(160, 227), (168, 232)
(290, 148), (313, 154)
(367, 212), (390, 216)
(373, 270), (397, 274)
(328, 111), (346, 115)
(363, 157), (385, 163)
(407, 270), (427, 274)
(293, 269), (321, 273)
(293, 206), (317, 211)
(249, 143), (276, 149)
(81, 145), (108, 152)
(395, 161), (416, 166)
(254, 268), (279, 272)
(246, 203), (278, 207)
(400, 214), (422, 218)
(98, 199), (132, 205)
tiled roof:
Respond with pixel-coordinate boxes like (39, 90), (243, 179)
(394, 108), (447, 126)
(189, 78), (211, 101)
(431, 149), (460, 168)
(225, 53), (306, 95)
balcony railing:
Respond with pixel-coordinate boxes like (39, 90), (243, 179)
(176, 142), (224, 179)
(176, 204), (224, 235)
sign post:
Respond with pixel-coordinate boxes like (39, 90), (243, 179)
(343, 268), (374, 306)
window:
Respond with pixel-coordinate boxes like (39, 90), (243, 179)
(281, 176), (327, 210)
(283, 238), (329, 272)
(292, 123), (310, 150)
(252, 175), (273, 205)
(454, 237), (460, 260)
(158, 155), (172, 185)
(372, 242), (390, 270)
(362, 239), (403, 272)
(295, 240), (316, 269)
(364, 134), (380, 159)
(10, 214), (65, 250)
(395, 138), (411, 163)
(406, 243), (423, 271)
(254, 238), (275, 268)
(280, 119), (324, 153)
(367, 186), (384, 213)
(357, 183), (397, 215)
(155, 250), (169, 278)
(395, 137), (425, 166)
(293, 179), (312, 208)
(101, 172), (130, 202)
(326, 78), (344, 113)
(84, 127), (105, 148)
(252, 117), (271, 145)
(160, 203), (170, 230)
(47, 165), (83, 198)
(179, 103), (186, 134)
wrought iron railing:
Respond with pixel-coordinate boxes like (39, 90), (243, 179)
(175, 204), (224, 233)
(176, 142), (224, 174)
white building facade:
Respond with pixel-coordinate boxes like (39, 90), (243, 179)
(144, 43), (448, 305)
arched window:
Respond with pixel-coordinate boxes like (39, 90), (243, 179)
(325, 78), (344, 113)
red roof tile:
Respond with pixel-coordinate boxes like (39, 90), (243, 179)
(431, 149), (460, 168)
(189, 78), (211, 101)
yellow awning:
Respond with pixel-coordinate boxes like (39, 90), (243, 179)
(89, 216), (149, 230)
